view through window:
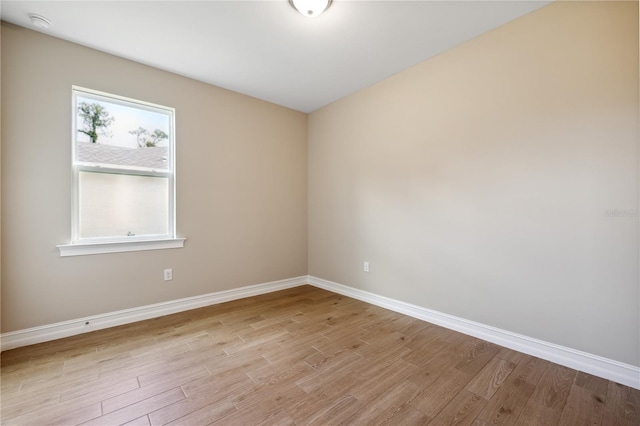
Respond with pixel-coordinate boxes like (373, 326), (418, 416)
(72, 87), (176, 242)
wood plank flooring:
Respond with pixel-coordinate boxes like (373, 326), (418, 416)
(1, 285), (638, 425)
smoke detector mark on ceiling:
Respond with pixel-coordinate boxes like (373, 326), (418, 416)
(28, 13), (51, 29)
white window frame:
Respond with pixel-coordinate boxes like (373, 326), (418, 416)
(58, 87), (185, 256)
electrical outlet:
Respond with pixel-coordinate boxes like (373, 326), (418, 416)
(363, 261), (370, 272)
(164, 269), (173, 281)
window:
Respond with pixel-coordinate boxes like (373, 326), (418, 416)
(58, 87), (184, 256)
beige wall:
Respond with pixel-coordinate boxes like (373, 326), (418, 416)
(1, 23), (308, 332)
(308, 1), (639, 366)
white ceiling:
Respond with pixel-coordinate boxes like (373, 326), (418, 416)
(1, 1), (551, 113)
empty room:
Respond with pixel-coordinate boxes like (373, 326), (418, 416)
(1, 0), (639, 425)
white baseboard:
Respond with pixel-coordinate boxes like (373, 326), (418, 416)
(307, 275), (640, 390)
(3, 274), (638, 389)
(0, 276), (308, 352)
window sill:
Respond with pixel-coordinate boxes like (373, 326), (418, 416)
(57, 238), (186, 257)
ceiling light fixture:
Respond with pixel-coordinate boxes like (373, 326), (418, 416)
(289, 0), (332, 18)
(28, 13), (51, 29)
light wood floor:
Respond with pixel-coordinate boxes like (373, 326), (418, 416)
(1, 285), (638, 425)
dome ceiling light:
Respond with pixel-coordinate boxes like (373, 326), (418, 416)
(289, 0), (333, 18)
